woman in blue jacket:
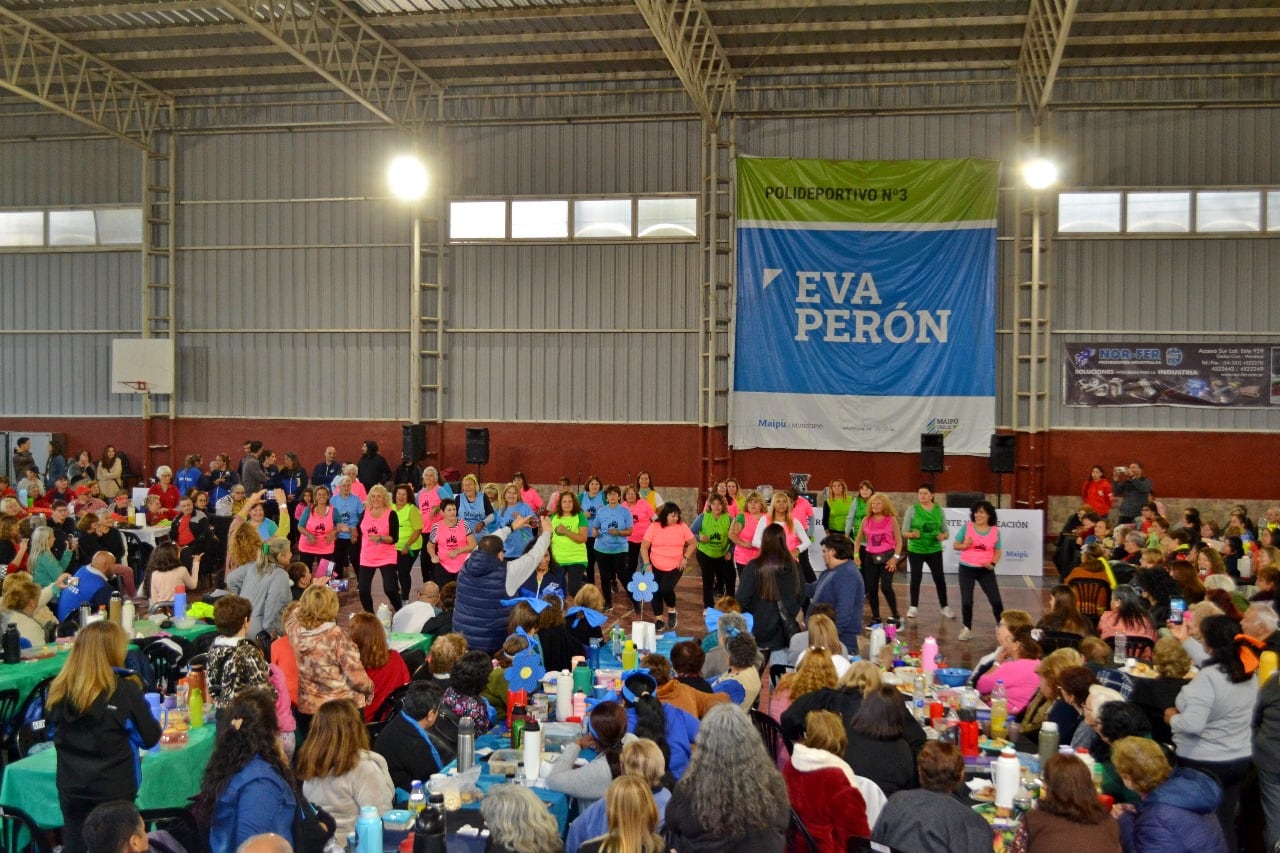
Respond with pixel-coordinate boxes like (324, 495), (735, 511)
(199, 687), (297, 853)
(1111, 735), (1226, 853)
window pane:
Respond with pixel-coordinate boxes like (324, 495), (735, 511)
(638, 197), (697, 238)
(0, 211), (44, 247)
(1267, 192), (1280, 232)
(450, 201), (506, 239)
(96, 208), (143, 244)
(1057, 192), (1121, 233)
(574, 198), (632, 238)
(1127, 192), (1190, 233)
(1196, 191), (1260, 233)
(48, 209), (97, 245)
(511, 200), (568, 239)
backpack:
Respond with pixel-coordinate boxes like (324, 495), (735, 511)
(9, 676), (55, 759)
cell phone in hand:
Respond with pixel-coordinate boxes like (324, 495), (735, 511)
(1169, 597), (1186, 625)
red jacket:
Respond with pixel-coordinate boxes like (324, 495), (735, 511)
(782, 756), (870, 852)
(1082, 479), (1113, 516)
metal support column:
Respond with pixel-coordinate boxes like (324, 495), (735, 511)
(142, 133), (175, 474)
(1009, 115), (1053, 509)
(700, 116), (735, 490)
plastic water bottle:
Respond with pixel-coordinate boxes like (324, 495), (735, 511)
(912, 674), (927, 721)
(408, 780), (426, 815)
(921, 635), (939, 681)
(122, 598), (136, 634)
(377, 602), (393, 634)
(989, 679), (1008, 739)
(611, 624), (625, 658)
(456, 716), (475, 772)
(621, 639), (637, 670)
(173, 585), (187, 622)
(1114, 633), (1127, 665)
(355, 804), (382, 853)
(188, 687), (204, 729)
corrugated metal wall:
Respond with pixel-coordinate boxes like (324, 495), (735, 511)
(1050, 108), (1280, 431)
(3, 102), (1278, 431)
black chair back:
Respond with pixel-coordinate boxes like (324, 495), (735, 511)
(749, 708), (792, 764)
(7, 678), (55, 762)
(368, 683), (412, 738)
(787, 809), (819, 853)
(0, 805), (54, 853)
(1106, 634), (1155, 661)
(140, 806), (203, 853)
(1037, 630), (1085, 655)
(1068, 578), (1112, 626)
(0, 689), (20, 767)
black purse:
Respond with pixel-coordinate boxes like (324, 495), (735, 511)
(293, 787), (337, 853)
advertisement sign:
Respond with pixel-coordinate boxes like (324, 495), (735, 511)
(731, 157), (1000, 453)
(1065, 342), (1280, 408)
(940, 508), (1044, 577)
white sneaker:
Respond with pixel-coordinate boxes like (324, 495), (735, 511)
(906, 606), (918, 619)
(958, 626), (973, 641)
(943, 606), (956, 620)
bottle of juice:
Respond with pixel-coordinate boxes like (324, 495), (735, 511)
(989, 679), (1008, 739)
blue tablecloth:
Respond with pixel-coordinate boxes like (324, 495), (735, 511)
(444, 730), (571, 835)
(595, 634), (691, 669)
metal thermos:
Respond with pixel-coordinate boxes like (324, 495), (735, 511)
(456, 716), (475, 772)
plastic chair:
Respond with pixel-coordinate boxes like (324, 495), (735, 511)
(367, 683), (411, 738)
(140, 806), (203, 853)
(749, 708), (792, 763)
(0, 689), (21, 767)
(1107, 634), (1155, 661)
(1037, 630), (1085, 655)
(1068, 578), (1112, 626)
(8, 678), (54, 761)
(0, 805), (54, 853)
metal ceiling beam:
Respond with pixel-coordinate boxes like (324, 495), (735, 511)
(0, 5), (172, 147)
(1017, 0), (1079, 120)
(19, 1), (226, 21)
(216, 0), (442, 131)
(633, 0), (734, 126)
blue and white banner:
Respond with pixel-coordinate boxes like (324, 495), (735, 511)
(730, 157), (1000, 453)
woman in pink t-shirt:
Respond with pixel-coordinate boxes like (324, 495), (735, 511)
(730, 490), (768, 572)
(852, 492), (904, 624)
(358, 484), (401, 613)
(427, 498), (476, 588)
(639, 502), (696, 631)
(511, 471), (543, 513)
(623, 484), (655, 579)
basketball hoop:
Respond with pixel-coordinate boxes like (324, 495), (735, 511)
(119, 380), (149, 394)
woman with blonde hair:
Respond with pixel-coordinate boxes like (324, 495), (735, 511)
(769, 647), (837, 723)
(568, 739), (670, 853)
(783, 710), (871, 851)
(579, 776), (666, 853)
(29, 525), (71, 591)
(226, 532), (293, 637)
(285, 585), (373, 734)
(852, 492), (904, 625)
(0, 572), (62, 647)
(349, 612), (410, 722)
(295, 698), (394, 846)
(357, 483), (401, 612)
(48, 621), (161, 853)
(1019, 647), (1085, 743)
(480, 784), (563, 853)
(750, 491), (811, 558)
(792, 613), (850, 678)
(728, 489), (768, 585)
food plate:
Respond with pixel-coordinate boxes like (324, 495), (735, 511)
(979, 738), (1012, 754)
(971, 784), (996, 803)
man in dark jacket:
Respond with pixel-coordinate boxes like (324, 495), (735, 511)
(11, 436), (34, 482)
(454, 516), (553, 653)
(372, 680), (455, 791)
(311, 446), (342, 489)
(394, 456), (423, 490)
(807, 533), (866, 654)
(1113, 462), (1153, 524)
(355, 440), (392, 492)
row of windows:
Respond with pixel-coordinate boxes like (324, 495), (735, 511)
(449, 196), (698, 241)
(1058, 190), (1280, 235)
(0, 208), (143, 248)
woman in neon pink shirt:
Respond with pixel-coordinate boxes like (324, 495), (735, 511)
(511, 471), (543, 513)
(639, 502), (697, 632)
(427, 498), (476, 588)
(730, 490), (768, 577)
(358, 484), (401, 613)
(852, 492), (904, 625)
(623, 484), (655, 580)
(975, 623), (1042, 715)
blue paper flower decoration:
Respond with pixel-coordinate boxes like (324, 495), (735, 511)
(504, 647), (545, 693)
(627, 570), (656, 603)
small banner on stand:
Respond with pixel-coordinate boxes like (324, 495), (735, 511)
(1064, 343), (1280, 408)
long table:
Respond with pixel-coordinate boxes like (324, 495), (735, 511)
(0, 722), (217, 828)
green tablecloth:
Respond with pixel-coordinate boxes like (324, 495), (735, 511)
(388, 633), (434, 656)
(0, 721), (217, 828)
(0, 647), (71, 709)
(133, 619), (218, 644)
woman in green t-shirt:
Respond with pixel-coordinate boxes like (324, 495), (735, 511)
(694, 493), (735, 607)
(550, 491), (590, 596)
(822, 478), (853, 537)
(844, 480), (874, 540)
(903, 484), (953, 621)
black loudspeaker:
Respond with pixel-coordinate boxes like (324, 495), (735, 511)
(920, 433), (945, 473)
(990, 434), (1016, 474)
(946, 490), (985, 509)
(402, 424), (427, 462)
(465, 428), (490, 465)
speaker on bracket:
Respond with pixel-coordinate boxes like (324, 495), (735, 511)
(990, 434), (1016, 474)
(465, 427), (490, 466)
(402, 423), (426, 462)
(920, 433), (945, 473)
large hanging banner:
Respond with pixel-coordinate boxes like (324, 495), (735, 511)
(730, 157), (1000, 453)
(1065, 342), (1280, 408)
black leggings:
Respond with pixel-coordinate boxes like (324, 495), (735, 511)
(396, 549), (419, 600)
(358, 562), (401, 613)
(697, 550), (735, 607)
(908, 551), (948, 607)
(650, 567), (683, 616)
(333, 538), (359, 576)
(958, 564), (1004, 628)
(560, 563), (588, 597)
(627, 541), (642, 576)
(860, 548), (899, 620)
(597, 550), (627, 599)
(61, 793), (117, 853)
(298, 549), (334, 572)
